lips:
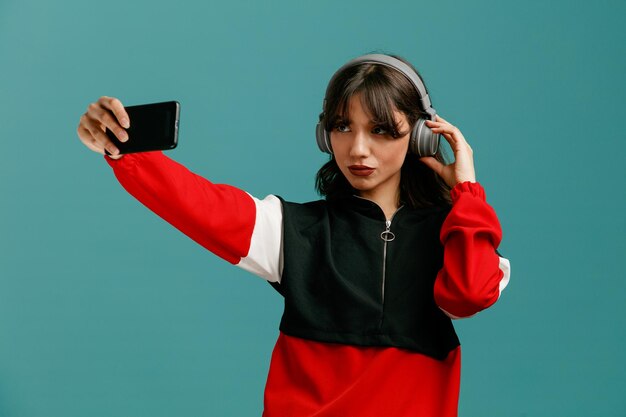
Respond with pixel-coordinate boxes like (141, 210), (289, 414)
(348, 165), (375, 177)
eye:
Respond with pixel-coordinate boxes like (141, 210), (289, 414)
(372, 126), (389, 135)
(334, 123), (350, 133)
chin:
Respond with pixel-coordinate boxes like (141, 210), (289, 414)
(346, 179), (375, 192)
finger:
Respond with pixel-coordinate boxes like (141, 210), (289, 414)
(84, 118), (121, 155)
(429, 124), (465, 144)
(98, 96), (130, 129)
(103, 147), (124, 159)
(430, 127), (458, 146)
(77, 115), (94, 144)
(426, 118), (452, 128)
(86, 102), (127, 141)
(435, 114), (450, 124)
(425, 120), (451, 130)
(425, 120), (470, 152)
(99, 110), (128, 142)
(436, 129), (473, 157)
(77, 124), (104, 154)
(424, 120), (454, 144)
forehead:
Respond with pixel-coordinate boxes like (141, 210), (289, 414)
(339, 93), (406, 123)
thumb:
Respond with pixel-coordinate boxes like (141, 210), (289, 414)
(419, 156), (443, 175)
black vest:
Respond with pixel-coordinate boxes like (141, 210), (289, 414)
(270, 195), (460, 361)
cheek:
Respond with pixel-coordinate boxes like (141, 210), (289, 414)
(383, 141), (409, 169)
(329, 135), (350, 158)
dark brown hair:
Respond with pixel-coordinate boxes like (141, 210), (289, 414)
(314, 53), (452, 208)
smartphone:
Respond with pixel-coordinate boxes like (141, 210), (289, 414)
(106, 101), (180, 154)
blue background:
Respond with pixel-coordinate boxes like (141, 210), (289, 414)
(1, 0), (624, 415)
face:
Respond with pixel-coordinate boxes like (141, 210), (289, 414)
(329, 93), (410, 205)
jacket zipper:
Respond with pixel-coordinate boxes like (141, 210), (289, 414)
(379, 206), (403, 327)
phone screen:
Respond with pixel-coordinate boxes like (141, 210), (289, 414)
(106, 101), (180, 154)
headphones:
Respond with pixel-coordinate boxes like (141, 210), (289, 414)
(315, 53), (440, 157)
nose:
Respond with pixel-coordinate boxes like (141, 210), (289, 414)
(349, 129), (370, 158)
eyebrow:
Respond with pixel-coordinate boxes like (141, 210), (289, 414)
(334, 117), (381, 125)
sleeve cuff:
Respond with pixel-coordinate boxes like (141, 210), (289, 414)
(103, 151), (156, 170)
(103, 153), (128, 168)
(450, 181), (485, 202)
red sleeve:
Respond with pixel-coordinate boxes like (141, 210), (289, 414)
(103, 151), (256, 264)
(433, 181), (507, 319)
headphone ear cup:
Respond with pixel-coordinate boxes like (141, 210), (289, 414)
(316, 121), (332, 154)
(410, 118), (440, 157)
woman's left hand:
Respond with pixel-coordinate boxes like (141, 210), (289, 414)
(419, 115), (476, 188)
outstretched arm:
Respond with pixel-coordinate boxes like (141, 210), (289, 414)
(78, 96), (283, 282)
(104, 151), (284, 282)
(104, 151), (253, 263)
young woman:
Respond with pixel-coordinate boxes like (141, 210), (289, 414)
(77, 53), (511, 416)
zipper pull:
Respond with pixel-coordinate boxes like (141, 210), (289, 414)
(380, 219), (395, 242)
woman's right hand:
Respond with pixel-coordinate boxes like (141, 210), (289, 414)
(77, 96), (130, 160)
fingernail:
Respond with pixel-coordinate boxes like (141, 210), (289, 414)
(121, 118), (130, 129)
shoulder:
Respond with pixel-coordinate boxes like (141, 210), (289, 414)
(276, 196), (327, 210)
(274, 196), (330, 230)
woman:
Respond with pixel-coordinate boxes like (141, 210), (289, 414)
(77, 53), (511, 416)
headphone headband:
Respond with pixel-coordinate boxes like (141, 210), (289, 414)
(322, 54), (436, 119)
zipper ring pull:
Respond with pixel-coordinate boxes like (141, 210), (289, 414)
(381, 230), (395, 242)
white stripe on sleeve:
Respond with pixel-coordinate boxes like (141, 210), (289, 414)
(236, 194), (284, 283)
(498, 256), (511, 294)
